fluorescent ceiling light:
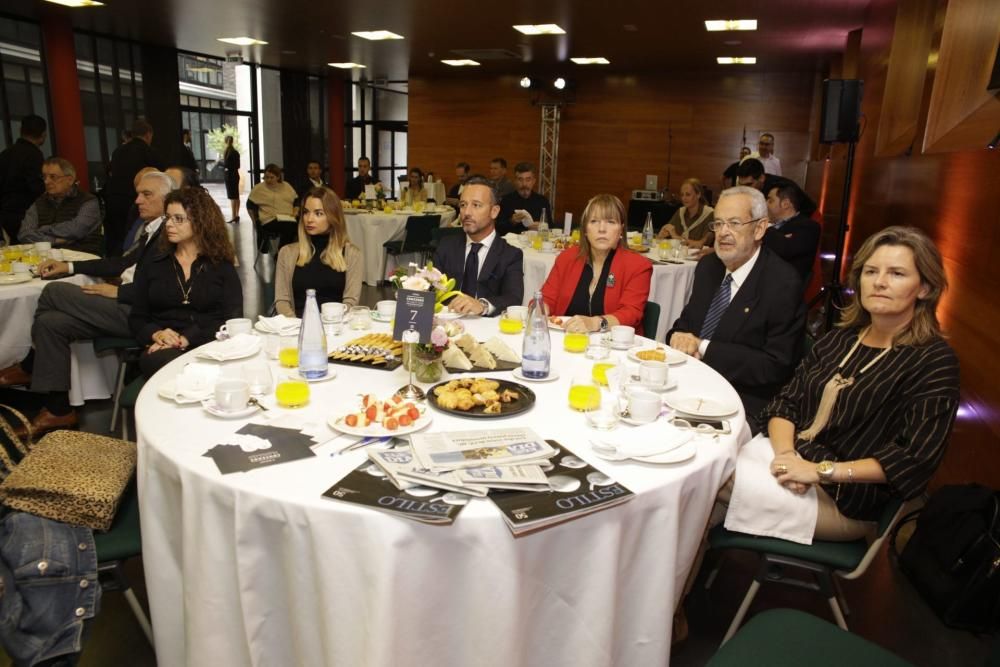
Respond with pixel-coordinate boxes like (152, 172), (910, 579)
(328, 62), (366, 69)
(716, 57), (757, 65)
(553, 77), (567, 90)
(570, 57), (610, 65)
(352, 30), (404, 41)
(44, 0), (104, 6)
(513, 24), (566, 35)
(441, 59), (480, 66)
(217, 37), (268, 46)
(705, 20), (758, 31)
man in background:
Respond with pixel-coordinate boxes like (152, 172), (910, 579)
(764, 178), (821, 282)
(747, 132), (782, 176)
(345, 157), (377, 200)
(18, 157), (102, 254)
(297, 160), (328, 200)
(0, 114), (47, 243)
(497, 162), (552, 236)
(489, 157), (515, 199)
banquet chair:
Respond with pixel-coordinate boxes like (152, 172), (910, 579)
(248, 200), (280, 272)
(429, 225), (464, 254)
(380, 214), (441, 284)
(94, 478), (154, 647)
(117, 376), (145, 441)
(92, 336), (142, 434)
(642, 301), (660, 339)
(706, 496), (906, 643)
(707, 608), (913, 667)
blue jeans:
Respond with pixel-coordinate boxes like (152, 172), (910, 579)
(0, 511), (100, 666)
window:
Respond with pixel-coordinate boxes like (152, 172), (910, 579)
(344, 79), (407, 197)
(0, 17), (53, 156)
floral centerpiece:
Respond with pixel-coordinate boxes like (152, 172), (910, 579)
(389, 263), (463, 382)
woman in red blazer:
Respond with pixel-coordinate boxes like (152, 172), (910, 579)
(541, 194), (653, 334)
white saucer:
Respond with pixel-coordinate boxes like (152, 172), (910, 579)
(664, 395), (739, 418)
(0, 273), (33, 285)
(370, 313), (393, 323)
(609, 339), (636, 350)
(625, 378), (678, 393)
(294, 367), (337, 383)
(435, 310), (463, 321)
(512, 368), (560, 383)
(201, 399), (260, 419)
(619, 413), (662, 426)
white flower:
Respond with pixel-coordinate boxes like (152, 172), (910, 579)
(401, 276), (431, 291)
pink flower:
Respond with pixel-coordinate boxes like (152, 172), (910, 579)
(430, 326), (448, 347)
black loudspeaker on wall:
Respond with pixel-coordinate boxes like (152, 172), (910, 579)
(820, 79), (863, 144)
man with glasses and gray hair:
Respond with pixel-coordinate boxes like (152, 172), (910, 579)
(0, 170), (177, 435)
(18, 157), (102, 254)
(666, 185), (805, 432)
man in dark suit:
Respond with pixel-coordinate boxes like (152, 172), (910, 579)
(0, 114), (47, 243)
(103, 118), (165, 257)
(297, 160), (328, 200)
(0, 171), (175, 435)
(764, 178), (821, 282)
(345, 157), (377, 200)
(432, 176), (523, 316)
(668, 186), (805, 431)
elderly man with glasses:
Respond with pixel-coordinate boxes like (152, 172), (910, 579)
(17, 157), (103, 254)
(666, 186), (805, 432)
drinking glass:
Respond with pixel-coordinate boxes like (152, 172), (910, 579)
(563, 332), (589, 354)
(242, 363), (274, 395)
(275, 378), (310, 408)
(498, 309), (524, 334)
(568, 375), (601, 412)
(278, 335), (298, 368)
(585, 332), (611, 360)
(349, 306), (371, 331)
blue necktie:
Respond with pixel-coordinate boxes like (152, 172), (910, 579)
(462, 242), (483, 298)
(700, 274), (733, 339)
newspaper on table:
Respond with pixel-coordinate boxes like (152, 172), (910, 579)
(409, 427), (557, 472)
(368, 445), (548, 495)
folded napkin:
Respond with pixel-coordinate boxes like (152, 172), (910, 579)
(256, 314), (300, 335)
(597, 422), (693, 458)
(502, 232), (524, 248)
(195, 333), (261, 361)
(174, 363), (219, 399)
(724, 434), (818, 545)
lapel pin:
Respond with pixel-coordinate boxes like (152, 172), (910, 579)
(607, 274), (616, 287)
(744, 307), (750, 313)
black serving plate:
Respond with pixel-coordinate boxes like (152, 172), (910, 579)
(426, 379), (535, 418)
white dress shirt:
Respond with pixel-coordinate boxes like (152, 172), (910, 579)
(464, 229), (496, 315)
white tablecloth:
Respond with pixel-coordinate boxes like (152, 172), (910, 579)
(0, 265), (118, 406)
(344, 206), (457, 285)
(136, 317), (746, 667)
(520, 247), (698, 342)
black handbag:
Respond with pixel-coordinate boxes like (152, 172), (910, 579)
(891, 484), (1000, 633)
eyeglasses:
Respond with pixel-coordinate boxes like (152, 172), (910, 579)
(708, 217), (764, 232)
(166, 214), (191, 225)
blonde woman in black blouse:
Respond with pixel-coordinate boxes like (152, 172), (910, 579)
(726, 226), (959, 542)
(273, 187), (361, 317)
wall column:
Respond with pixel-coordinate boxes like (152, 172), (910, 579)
(39, 12), (88, 191)
(327, 75), (345, 196)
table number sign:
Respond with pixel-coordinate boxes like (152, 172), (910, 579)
(392, 288), (435, 344)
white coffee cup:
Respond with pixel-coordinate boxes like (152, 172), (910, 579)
(626, 389), (661, 423)
(214, 379), (250, 412)
(33, 241), (52, 253)
(639, 360), (669, 387)
(221, 318), (253, 337)
(11, 262), (29, 274)
(321, 302), (346, 319)
(506, 305), (528, 321)
(541, 241), (554, 252)
(376, 300), (396, 318)
(611, 325), (635, 345)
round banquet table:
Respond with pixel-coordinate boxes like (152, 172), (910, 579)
(520, 246), (698, 343)
(0, 252), (118, 405)
(136, 317), (748, 667)
(344, 206), (457, 285)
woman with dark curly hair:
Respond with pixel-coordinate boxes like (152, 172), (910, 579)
(129, 187), (243, 377)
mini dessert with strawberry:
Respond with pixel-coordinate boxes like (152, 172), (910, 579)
(338, 394), (424, 432)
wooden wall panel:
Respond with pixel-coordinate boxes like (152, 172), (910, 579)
(409, 70), (816, 220)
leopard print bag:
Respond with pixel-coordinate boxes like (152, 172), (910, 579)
(0, 404), (136, 531)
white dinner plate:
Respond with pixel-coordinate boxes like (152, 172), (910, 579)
(664, 395), (739, 418)
(327, 406), (432, 438)
(634, 439), (697, 464)
(435, 309), (463, 321)
(201, 399), (260, 419)
(547, 317), (566, 331)
(0, 273), (33, 285)
(512, 368), (560, 383)
(627, 344), (687, 365)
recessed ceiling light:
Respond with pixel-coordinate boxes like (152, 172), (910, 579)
(520, 77), (533, 88)
(705, 20), (758, 32)
(351, 30), (404, 41)
(717, 57), (757, 65)
(43, 0), (103, 6)
(328, 62), (366, 69)
(553, 77), (567, 90)
(441, 59), (480, 66)
(513, 24), (566, 35)
(570, 57), (610, 65)
(217, 37), (268, 46)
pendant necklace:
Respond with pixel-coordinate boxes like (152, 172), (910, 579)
(173, 257), (195, 305)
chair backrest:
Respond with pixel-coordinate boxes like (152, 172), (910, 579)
(400, 214), (441, 252)
(643, 301), (661, 339)
(431, 226), (465, 245)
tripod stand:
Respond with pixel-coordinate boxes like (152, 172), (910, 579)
(809, 139), (857, 332)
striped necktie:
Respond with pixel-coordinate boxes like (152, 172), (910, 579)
(699, 274), (733, 339)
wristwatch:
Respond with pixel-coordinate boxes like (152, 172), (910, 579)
(599, 317), (609, 333)
(816, 460), (836, 482)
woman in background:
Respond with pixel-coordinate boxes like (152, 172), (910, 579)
(223, 135), (240, 223)
(274, 187), (362, 317)
(658, 177), (714, 248)
(248, 163), (299, 248)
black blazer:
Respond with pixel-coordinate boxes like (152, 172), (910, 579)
(432, 233), (524, 315)
(72, 220), (164, 306)
(763, 213), (821, 281)
(128, 253), (243, 347)
(668, 247), (806, 428)
(104, 139), (165, 199)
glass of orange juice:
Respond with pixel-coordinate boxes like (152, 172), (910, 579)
(568, 375), (601, 412)
(278, 335), (298, 368)
(275, 377), (310, 408)
(591, 362), (617, 386)
(498, 309), (524, 334)
(563, 332), (589, 353)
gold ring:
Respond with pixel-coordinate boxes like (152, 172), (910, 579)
(775, 464), (788, 474)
